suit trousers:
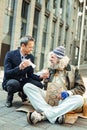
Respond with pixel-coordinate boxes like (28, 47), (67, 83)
(4, 78), (43, 102)
(4, 79), (26, 101)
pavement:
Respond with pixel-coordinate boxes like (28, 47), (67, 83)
(0, 69), (87, 130)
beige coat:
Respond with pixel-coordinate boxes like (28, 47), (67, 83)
(45, 64), (85, 96)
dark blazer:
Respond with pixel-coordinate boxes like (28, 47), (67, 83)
(2, 49), (42, 88)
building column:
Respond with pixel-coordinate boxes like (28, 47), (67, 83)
(44, 0), (53, 68)
(66, 0), (74, 57)
(0, 0), (6, 58)
(10, 0), (22, 50)
(71, 1), (79, 64)
(35, 0), (45, 71)
(83, 19), (87, 60)
(53, 0), (61, 49)
(26, 0), (35, 36)
(60, 0), (67, 46)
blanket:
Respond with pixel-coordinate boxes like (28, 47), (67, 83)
(16, 100), (87, 124)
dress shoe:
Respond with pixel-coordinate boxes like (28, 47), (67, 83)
(5, 101), (12, 107)
(18, 92), (27, 102)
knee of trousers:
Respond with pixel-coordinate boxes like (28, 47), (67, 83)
(23, 83), (32, 93)
(5, 79), (20, 93)
(75, 95), (84, 106)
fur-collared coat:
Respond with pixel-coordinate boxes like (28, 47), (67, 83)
(44, 56), (85, 96)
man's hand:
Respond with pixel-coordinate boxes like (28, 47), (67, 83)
(19, 59), (31, 70)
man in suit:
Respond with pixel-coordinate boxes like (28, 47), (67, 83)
(2, 35), (43, 107)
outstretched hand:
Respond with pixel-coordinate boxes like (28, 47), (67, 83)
(39, 69), (50, 79)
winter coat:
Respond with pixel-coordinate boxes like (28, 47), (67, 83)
(44, 64), (85, 96)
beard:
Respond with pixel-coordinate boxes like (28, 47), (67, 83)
(48, 57), (69, 70)
(49, 61), (68, 70)
(49, 63), (59, 69)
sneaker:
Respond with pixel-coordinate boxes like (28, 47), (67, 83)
(27, 111), (46, 124)
(56, 115), (65, 124)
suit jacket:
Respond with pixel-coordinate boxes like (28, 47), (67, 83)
(2, 49), (41, 88)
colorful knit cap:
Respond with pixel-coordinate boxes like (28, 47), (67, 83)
(53, 46), (65, 59)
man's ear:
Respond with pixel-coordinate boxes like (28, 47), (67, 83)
(21, 43), (25, 47)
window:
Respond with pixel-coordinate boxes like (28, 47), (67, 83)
(60, 0), (63, 8)
(32, 28), (37, 56)
(7, 0), (15, 11)
(0, 43), (10, 66)
(3, 0), (15, 35)
(40, 16), (48, 69)
(84, 29), (85, 35)
(53, 0), (57, 14)
(42, 32), (46, 47)
(33, 9), (39, 56)
(36, 0), (41, 3)
(64, 29), (68, 47)
(42, 16), (48, 48)
(58, 26), (62, 46)
(75, 47), (79, 65)
(21, 0), (28, 19)
(50, 36), (54, 51)
(21, 22), (26, 37)
(40, 53), (44, 69)
(70, 44), (72, 55)
(21, 0), (29, 37)
(50, 22), (55, 50)
(9, 16), (13, 35)
(3, 15), (13, 35)
(84, 19), (86, 25)
(34, 10), (39, 26)
(45, 0), (50, 10)
(66, 1), (69, 24)
(44, 16), (48, 32)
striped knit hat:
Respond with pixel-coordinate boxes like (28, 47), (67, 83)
(53, 46), (65, 59)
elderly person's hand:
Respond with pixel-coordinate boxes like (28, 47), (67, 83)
(57, 91), (69, 100)
(61, 91), (69, 99)
(39, 69), (50, 79)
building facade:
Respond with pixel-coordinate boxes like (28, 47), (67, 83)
(0, 0), (87, 71)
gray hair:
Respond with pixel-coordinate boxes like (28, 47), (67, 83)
(19, 35), (35, 46)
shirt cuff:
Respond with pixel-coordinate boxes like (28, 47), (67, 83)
(67, 90), (73, 96)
